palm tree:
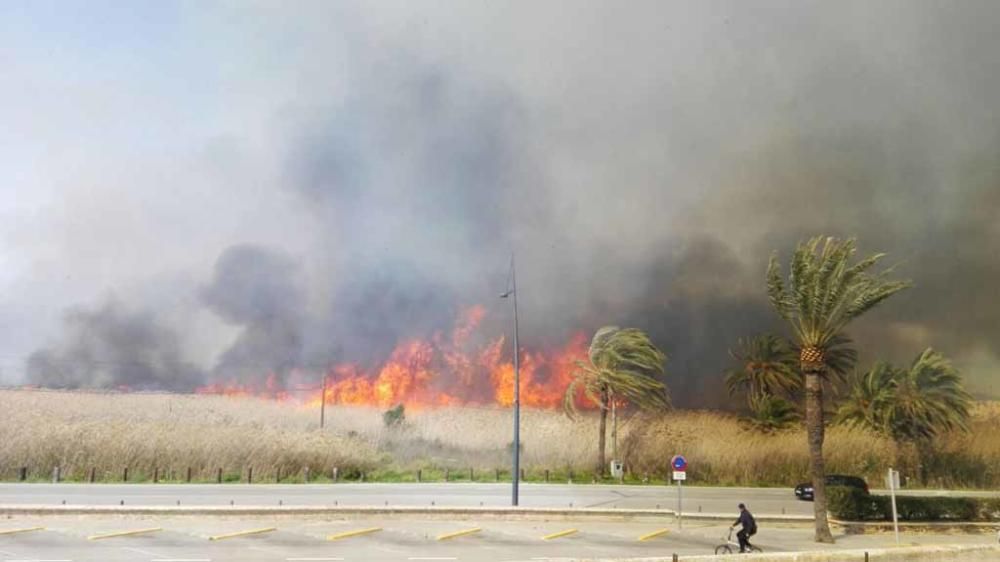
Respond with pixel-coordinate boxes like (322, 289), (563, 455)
(725, 334), (800, 401)
(766, 236), (910, 543)
(836, 348), (972, 481)
(742, 392), (801, 433)
(564, 326), (670, 475)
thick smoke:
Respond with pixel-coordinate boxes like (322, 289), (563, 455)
(26, 300), (203, 391)
(201, 245), (305, 384)
(15, 2), (1000, 403)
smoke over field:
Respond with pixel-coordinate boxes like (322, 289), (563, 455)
(4, 2), (1000, 406)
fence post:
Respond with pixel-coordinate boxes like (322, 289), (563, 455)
(417, 469), (422, 483)
(153, 467), (159, 483)
(469, 468), (474, 481)
(304, 467), (310, 483)
(89, 467), (96, 483)
(545, 469), (550, 483)
(52, 466), (60, 483)
(444, 469), (449, 482)
(216, 468), (223, 484)
(568, 470), (574, 484)
(495, 468), (500, 482)
(186, 467), (192, 483)
(247, 466), (253, 484)
(520, 468), (525, 481)
(18, 467), (27, 481)
(332, 467), (339, 482)
(123, 467), (129, 482)
(276, 467), (281, 483)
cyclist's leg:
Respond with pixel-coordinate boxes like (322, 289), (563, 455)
(737, 529), (749, 552)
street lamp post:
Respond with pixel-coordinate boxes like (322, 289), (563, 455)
(500, 254), (520, 506)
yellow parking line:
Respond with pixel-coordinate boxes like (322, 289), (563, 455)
(0, 526), (45, 536)
(638, 528), (671, 541)
(436, 527), (481, 541)
(327, 527), (382, 541)
(542, 528), (578, 540)
(87, 527), (162, 540)
(208, 527), (277, 541)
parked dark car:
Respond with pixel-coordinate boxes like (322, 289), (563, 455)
(794, 475), (869, 501)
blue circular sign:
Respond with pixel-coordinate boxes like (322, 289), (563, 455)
(671, 455), (687, 471)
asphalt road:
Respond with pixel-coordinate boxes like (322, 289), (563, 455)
(0, 483), (817, 515)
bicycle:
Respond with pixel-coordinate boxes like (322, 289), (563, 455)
(714, 528), (763, 554)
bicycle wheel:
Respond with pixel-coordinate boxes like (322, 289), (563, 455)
(749, 544), (764, 553)
(714, 544), (733, 554)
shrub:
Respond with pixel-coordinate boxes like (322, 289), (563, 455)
(383, 404), (406, 428)
(828, 488), (995, 522)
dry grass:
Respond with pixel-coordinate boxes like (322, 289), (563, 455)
(1, 389), (996, 487)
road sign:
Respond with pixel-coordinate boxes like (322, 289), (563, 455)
(672, 471), (686, 481)
(670, 455), (687, 471)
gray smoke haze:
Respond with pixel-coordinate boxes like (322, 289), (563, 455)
(8, 1), (1000, 404)
(26, 300), (203, 391)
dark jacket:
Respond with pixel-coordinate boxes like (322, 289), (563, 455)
(735, 510), (756, 533)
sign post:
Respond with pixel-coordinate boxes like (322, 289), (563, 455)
(887, 468), (900, 545)
(671, 455), (687, 529)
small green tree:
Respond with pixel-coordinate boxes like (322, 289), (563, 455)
(564, 326), (670, 475)
(725, 333), (800, 400)
(383, 404), (406, 428)
(741, 393), (801, 433)
(836, 348), (972, 481)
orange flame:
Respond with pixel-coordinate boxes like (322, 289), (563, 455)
(198, 306), (590, 410)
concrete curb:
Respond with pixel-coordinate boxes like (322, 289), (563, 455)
(606, 543), (1000, 561)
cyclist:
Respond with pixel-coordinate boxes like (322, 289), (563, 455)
(730, 503), (757, 553)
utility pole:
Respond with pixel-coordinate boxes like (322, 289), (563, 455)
(320, 375), (327, 429)
(501, 254), (521, 506)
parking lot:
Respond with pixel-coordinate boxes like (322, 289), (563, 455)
(0, 515), (996, 562)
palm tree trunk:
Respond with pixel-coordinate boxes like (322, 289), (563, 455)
(805, 368), (835, 543)
(597, 386), (609, 476)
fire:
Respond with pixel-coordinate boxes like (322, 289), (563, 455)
(197, 306), (591, 410)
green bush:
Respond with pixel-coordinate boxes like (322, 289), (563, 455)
(383, 404), (405, 428)
(828, 488), (997, 522)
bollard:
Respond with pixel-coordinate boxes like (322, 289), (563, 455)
(545, 469), (550, 482)
(469, 467), (474, 481)
(247, 467), (253, 484)
(672, 554), (678, 562)
(120, 499), (124, 505)
(187, 467), (192, 483)
(176, 500), (180, 506)
(568, 470), (574, 484)
(18, 467), (27, 481)
(444, 469), (449, 482)
(123, 467), (129, 482)
(360, 472), (365, 482)
(698, 505), (702, 513)
(89, 467), (96, 483)
(417, 469), (422, 483)
(217, 468), (223, 484)
(864, 553), (869, 562)
(782, 507), (786, 515)
(304, 467), (310, 483)
(520, 468), (525, 481)
(153, 467), (159, 483)
(52, 466), (60, 483)
(276, 467), (282, 483)
(333, 467), (339, 482)
(495, 468), (500, 482)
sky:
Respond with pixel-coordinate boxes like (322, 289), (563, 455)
(1, 1), (998, 405)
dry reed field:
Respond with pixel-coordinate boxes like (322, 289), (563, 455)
(2, 389), (998, 487)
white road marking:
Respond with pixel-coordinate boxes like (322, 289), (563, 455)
(408, 558), (458, 561)
(122, 547), (162, 557)
(151, 559), (212, 562)
(5, 559), (73, 562)
(286, 558), (344, 561)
